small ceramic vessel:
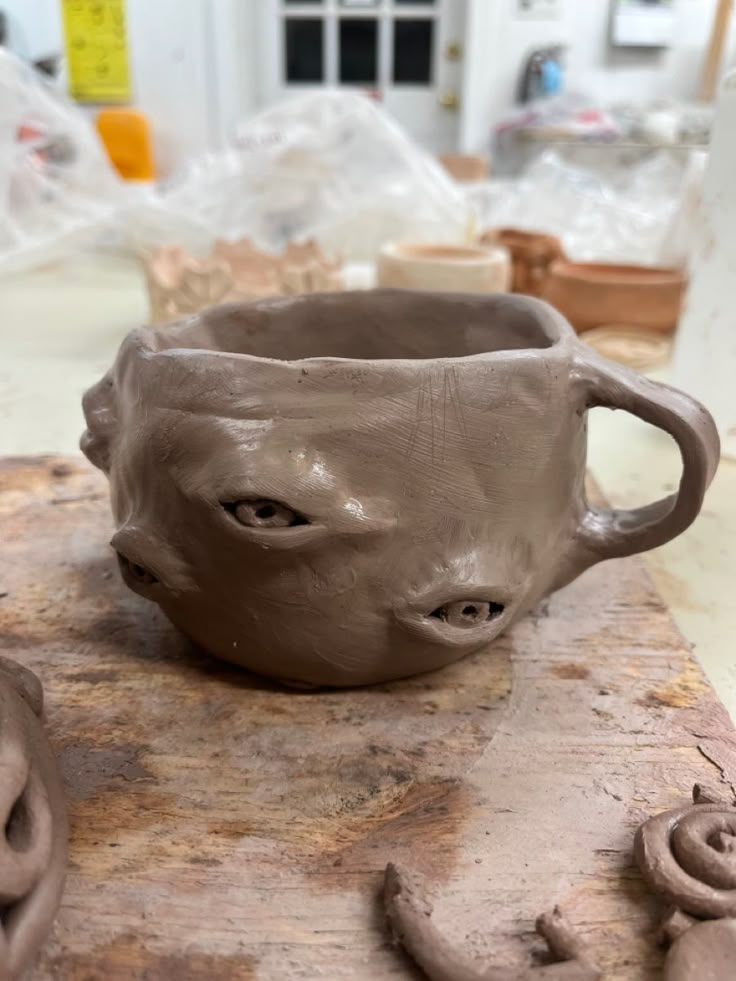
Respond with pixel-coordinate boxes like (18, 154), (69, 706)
(542, 260), (686, 334)
(438, 153), (489, 183)
(579, 325), (672, 372)
(481, 227), (564, 297)
(377, 242), (511, 294)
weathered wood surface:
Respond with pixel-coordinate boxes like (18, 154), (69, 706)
(1, 455), (734, 980)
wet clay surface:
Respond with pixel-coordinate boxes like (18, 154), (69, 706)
(2, 456), (735, 979)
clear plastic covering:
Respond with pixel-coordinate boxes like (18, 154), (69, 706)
(467, 149), (706, 268)
(124, 90), (471, 261)
(0, 49), (701, 274)
(0, 49), (125, 273)
(0, 60), (469, 272)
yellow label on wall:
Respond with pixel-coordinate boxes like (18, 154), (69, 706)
(62, 0), (131, 103)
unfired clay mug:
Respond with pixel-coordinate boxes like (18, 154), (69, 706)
(82, 290), (718, 687)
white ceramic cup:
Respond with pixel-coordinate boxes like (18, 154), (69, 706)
(376, 242), (511, 294)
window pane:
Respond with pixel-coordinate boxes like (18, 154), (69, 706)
(339, 18), (378, 83)
(393, 19), (433, 84)
(395, 0), (435, 5)
(284, 1), (323, 4)
(285, 18), (324, 83)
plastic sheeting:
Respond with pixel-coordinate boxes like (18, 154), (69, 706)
(467, 149), (706, 268)
(0, 49), (125, 273)
(124, 91), (470, 261)
(0, 57), (469, 272)
(0, 47), (703, 274)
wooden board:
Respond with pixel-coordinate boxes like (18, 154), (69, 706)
(1, 455), (735, 980)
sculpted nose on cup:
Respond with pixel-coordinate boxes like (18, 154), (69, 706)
(109, 526), (196, 595)
(110, 527), (162, 593)
(110, 525), (184, 599)
(115, 551), (159, 588)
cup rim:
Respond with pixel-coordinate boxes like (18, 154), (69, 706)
(548, 259), (685, 288)
(129, 290), (574, 377)
(381, 241), (506, 266)
(490, 227), (562, 247)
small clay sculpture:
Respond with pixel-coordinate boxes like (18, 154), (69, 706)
(635, 784), (736, 981)
(82, 290), (719, 687)
(635, 783), (736, 918)
(0, 656), (67, 981)
(383, 863), (601, 980)
(481, 228), (563, 297)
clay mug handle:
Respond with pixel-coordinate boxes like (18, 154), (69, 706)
(574, 349), (720, 561)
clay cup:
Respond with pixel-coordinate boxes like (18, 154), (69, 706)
(82, 290), (718, 687)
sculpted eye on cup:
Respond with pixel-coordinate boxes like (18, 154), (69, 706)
(81, 289), (719, 688)
(223, 499), (309, 529)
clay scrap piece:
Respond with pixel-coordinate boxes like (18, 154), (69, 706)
(383, 863), (600, 981)
(0, 657), (67, 981)
(143, 238), (343, 323)
(634, 784), (736, 918)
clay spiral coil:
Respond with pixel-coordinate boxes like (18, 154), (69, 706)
(635, 800), (736, 919)
(0, 658), (67, 981)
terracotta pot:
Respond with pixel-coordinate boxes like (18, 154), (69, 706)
(541, 260), (686, 334)
(481, 227), (564, 297)
(81, 290), (718, 688)
(377, 242), (511, 294)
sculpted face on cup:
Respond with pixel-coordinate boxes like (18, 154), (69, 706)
(82, 290), (718, 687)
(104, 392), (555, 687)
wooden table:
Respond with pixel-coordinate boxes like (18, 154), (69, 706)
(1, 456), (734, 980)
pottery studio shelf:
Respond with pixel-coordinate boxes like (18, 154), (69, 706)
(2, 455), (735, 980)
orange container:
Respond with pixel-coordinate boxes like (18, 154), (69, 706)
(96, 107), (156, 181)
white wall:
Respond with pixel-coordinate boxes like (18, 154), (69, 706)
(1, 0), (62, 61)
(460, 0), (736, 153)
(461, 0), (571, 151)
(672, 67), (736, 459)
(124, 0), (258, 173)
(571, 0), (736, 104)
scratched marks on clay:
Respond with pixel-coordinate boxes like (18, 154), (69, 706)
(406, 365), (467, 464)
